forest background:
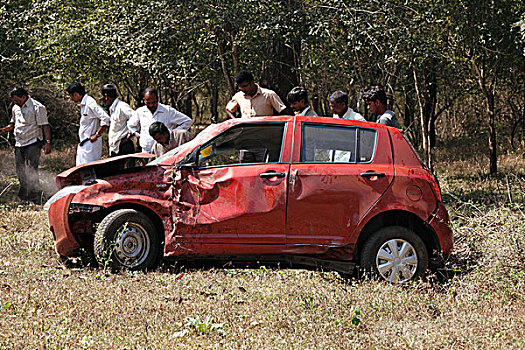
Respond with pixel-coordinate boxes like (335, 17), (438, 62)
(0, 0), (524, 173)
(1, 1), (525, 347)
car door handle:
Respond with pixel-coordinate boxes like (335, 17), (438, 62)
(259, 172), (286, 179)
(360, 171), (386, 178)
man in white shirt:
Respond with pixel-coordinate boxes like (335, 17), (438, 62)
(128, 88), (193, 153)
(329, 91), (365, 121)
(101, 84), (136, 156)
(0, 87), (51, 204)
(66, 82), (110, 165)
(287, 86), (318, 117)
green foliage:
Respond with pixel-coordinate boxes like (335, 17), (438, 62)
(0, 0), (523, 167)
(350, 306), (361, 326)
(181, 315), (226, 337)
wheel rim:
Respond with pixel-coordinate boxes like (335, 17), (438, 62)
(113, 222), (151, 268)
(375, 239), (418, 283)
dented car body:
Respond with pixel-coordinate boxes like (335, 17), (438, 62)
(45, 116), (453, 283)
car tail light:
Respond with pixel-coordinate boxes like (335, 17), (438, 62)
(428, 178), (442, 202)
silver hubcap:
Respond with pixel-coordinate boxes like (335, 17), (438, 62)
(376, 239), (418, 283)
(114, 223), (150, 268)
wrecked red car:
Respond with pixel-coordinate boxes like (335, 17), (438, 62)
(45, 116), (453, 283)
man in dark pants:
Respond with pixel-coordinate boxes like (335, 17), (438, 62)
(0, 87), (51, 204)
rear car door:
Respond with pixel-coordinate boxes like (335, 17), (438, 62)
(172, 122), (290, 246)
(286, 121), (394, 246)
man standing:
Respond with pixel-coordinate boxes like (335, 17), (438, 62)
(0, 87), (51, 204)
(226, 70), (286, 118)
(287, 86), (318, 117)
(100, 84), (136, 156)
(128, 88), (192, 153)
(363, 86), (400, 128)
(148, 122), (194, 158)
(67, 82), (110, 165)
(329, 91), (365, 121)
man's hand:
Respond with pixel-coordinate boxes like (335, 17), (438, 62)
(0, 124), (14, 134)
(226, 109), (236, 119)
(43, 142), (51, 154)
(134, 132), (140, 139)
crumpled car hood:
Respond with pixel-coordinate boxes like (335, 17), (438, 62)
(56, 153), (155, 189)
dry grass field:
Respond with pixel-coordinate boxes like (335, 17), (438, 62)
(0, 144), (524, 349)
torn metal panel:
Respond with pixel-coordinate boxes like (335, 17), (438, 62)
(168, 164), (289, 248)
(56, 153), (155, 188)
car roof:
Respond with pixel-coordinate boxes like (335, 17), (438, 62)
(226, 115), (387, 129)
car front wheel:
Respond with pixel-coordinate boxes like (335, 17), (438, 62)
(94, 209), (160, 271)
(360, 226), (428, 283)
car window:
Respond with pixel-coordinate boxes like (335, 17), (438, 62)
(301, 124), (377, 163)
(197, 123), (285, 167)
(149, 124), (219, 166)
(358, 128), (377, 162)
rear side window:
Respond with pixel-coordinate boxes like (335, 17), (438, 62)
(198, 123), (285, 167)
(301, 124), (377, 163)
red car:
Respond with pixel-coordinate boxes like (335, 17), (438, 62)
(45, 116), (453, 283)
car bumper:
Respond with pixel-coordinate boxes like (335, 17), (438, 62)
(47, 193), (79, 256)
(429, 202), (453, 255)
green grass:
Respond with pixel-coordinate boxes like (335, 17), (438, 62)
(0, 148), (524, 349)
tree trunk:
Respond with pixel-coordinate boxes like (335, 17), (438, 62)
(486, 92), (497, 175)
(211, 84), (218, 124)
(472, 60), (499, 176)
(217, 39), (235, 97)
(260, 39), (299, 111)
(413, 66), (433, 170)
(183, 91), (192, 119)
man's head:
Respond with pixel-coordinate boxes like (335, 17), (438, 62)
(66, 82), (86, 103)
(144, 88), (159, 114)
(329, 91), (349, 116)
(10, 87), (29, 106)
(236, 70), (257, 97)
(363, 86), (387, 115)
(287, 87), (309, 113)
(149, 121), (169, 146)
(101, 84), (118, 107)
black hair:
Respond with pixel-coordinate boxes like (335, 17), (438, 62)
(235, 70), (254, 85)
(287, 86), (309, 104)
(363, 86), (387, 106)
(66, 82), (86, 96)
(329, 91), (348, 105)
(101, 84), (118, 99)
(144, 87), (158, 99)
(149, 121), (168, 137)
(10, 87), (29, 98)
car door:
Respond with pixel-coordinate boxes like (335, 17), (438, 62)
(286, 122), (394, 246)
(171, 122), (290, 246)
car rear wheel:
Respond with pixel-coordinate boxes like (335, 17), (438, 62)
(94, 209), (160, 271)
(360, 226), (428, 283)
